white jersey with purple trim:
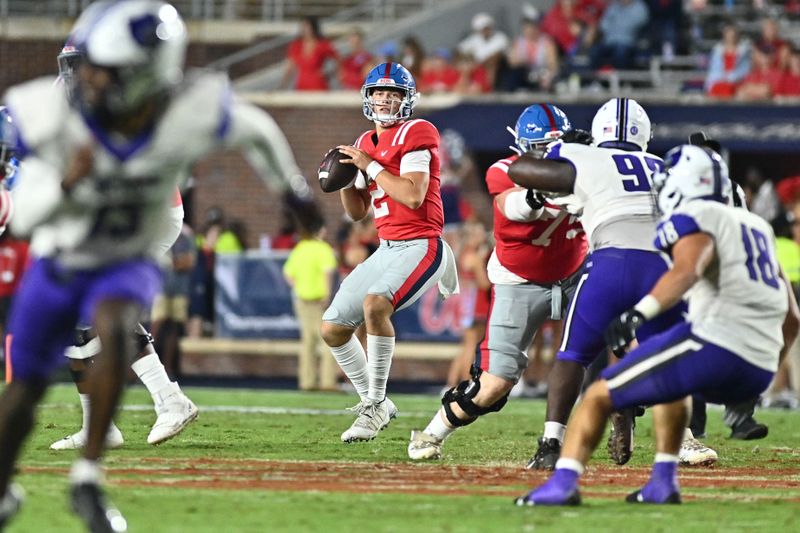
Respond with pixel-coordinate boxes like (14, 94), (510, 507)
(6, 71), (302, 269)
(655, 200), (788, 371)
(544, 142), (663, 251)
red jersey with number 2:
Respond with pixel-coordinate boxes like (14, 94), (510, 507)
(486, 155), (587, 283)
(354, 119), (443, 240)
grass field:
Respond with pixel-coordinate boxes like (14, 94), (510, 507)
(5, 383), (800, 532)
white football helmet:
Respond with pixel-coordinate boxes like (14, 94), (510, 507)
(70, 0), (187, 117)
(591, 97), (652, 151)
(656, 144), (732, 216)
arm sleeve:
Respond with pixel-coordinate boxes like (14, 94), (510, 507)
(399, 149), (431, 174)
(9, 157), (65, 237)
(502, 189), (541, 222)
(224, 101), (308, 196)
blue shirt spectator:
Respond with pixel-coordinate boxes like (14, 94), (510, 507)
(589, 0), (650, 70)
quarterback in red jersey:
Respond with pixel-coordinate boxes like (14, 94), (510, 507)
(321, 62), (458, 443)
(408, 104), (588, 461)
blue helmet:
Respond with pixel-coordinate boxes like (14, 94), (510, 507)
(508, 103), (571, 154)
(0, 107), (19, 187)
(361, 62), (418, 126)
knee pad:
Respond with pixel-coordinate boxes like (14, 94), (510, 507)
(441, 368), (510, 427)
(66, 328), (100, 360)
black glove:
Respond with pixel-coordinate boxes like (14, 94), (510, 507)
(560, 128), (593, 145)
(605, 309), (646, 357)
(525, 189), (545, 210)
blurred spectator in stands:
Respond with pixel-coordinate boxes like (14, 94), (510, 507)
(188, 207), (224, 337)
(281, 16), (338, 91)
(453, 52), (492, 94)
(705, 21), (751, 98)
(446, 221), (492, 389)
(419, 48), (460, 94)
(439, 129), (478, 248)
(283, 221), (339, 392)
(736, 43), (783, 101)
(541, 0), (604, 57)
(272, 205), (301, 250)
(743, 166), (782, 223)
(339, 28), (373, 90)
(373, 40), (398, 65)
(777, 45), (800, 97)
(776, 175), (800, 207)
(187, 207), (245, 338)
(499, 8), (559, 92)
(645, 0), (683, 61)
(589, 0), (650, 70)
(151, 223), (196, 379)
(763, 209), (800, 408)
(0, 232), (29, 361)
(400, 36), (426, 80)
(755, 17), (788, 67)
(458, 12), (510, 89)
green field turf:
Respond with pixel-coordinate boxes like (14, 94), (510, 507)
(4, 384), (800, 532)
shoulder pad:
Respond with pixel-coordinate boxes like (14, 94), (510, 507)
(4, 77), (69, 155)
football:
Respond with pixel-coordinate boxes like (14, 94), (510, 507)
(318, 148), (359, 192)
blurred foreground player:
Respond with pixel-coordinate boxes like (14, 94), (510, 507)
(49, 45), (197, 450)
(0, 1), (309, 530)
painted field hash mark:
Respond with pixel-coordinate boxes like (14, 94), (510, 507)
(22, 459), (800, 501)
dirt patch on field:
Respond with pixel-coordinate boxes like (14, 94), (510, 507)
(27, 458), (800, 500)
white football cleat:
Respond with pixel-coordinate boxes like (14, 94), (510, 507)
(147, 386), (199, 445)
(341, 397), (397, 443)
(407, 430), (443, 460)
(50, 425), (125, 451)
(679, 432), (718, 467)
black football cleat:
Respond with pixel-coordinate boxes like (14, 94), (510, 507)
(526, 437), (561, 470)
(70, 483), (128, 533)
(730, 417), (768, 440)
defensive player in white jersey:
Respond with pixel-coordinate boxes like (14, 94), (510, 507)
(0, 1), (308, 530)
(320, 62), (458, 443)
(515, 145), (798, 506)
(48, 45), (198, 451)
(407, 104), (587, 460)
(509, 98), (687, 470)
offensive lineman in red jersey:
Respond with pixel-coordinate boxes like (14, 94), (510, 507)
(408, 104), (588, 460)
(321, 62), (458, 443)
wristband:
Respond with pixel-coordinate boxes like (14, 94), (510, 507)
(366, 161), (385, 182)
(633, 294), (661, 320)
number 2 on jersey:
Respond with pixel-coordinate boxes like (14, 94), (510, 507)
(370, 183), (390, 219)
(741, 223), (779, 289)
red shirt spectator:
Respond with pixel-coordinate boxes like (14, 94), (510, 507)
(419, 50), (460, 93)
(541, 0), (605, 54)
(777, 48), (800, 97)
(737, 45), (784, 101)
(283, 17), (338, 91)
(755, 18), (788, 68)
(339, 29), (373, 90)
